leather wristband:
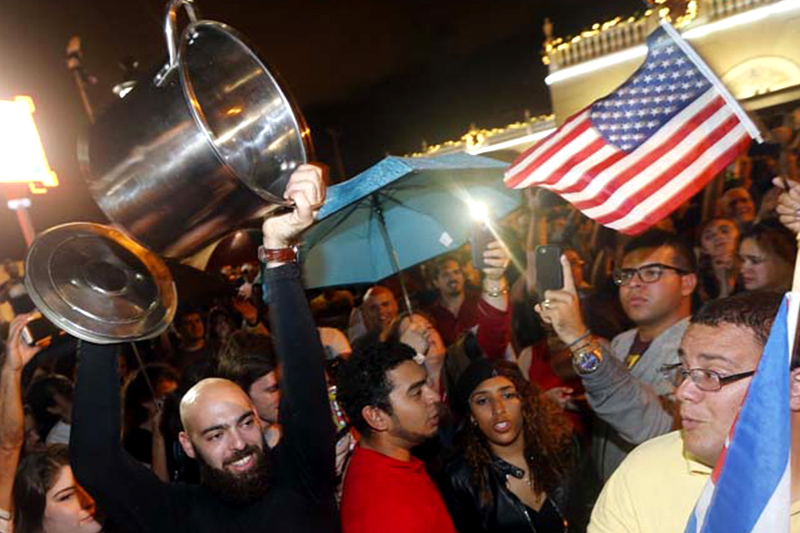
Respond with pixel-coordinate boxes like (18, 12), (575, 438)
(258, 245), (298, 264)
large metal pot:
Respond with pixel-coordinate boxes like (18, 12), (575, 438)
(80, 0), (312, 259)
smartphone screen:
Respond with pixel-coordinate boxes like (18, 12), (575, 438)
(535, 245), (564, 295)
(470, 220), (493, 270)
(22, 313), (62, 346)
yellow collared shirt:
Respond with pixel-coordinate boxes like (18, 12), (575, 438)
(590, 431), (800, 532)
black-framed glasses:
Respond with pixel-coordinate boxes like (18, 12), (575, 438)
(612, 263), (689, 286)
(660, 363), (755, 392)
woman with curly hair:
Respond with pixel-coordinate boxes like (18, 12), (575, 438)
(439, 359), (583, 532)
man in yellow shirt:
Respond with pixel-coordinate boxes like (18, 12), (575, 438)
(590, 291), (800, 532)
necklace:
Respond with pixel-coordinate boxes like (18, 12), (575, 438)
(505, 471), (534, 490)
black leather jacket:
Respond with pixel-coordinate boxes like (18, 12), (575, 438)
(439, 454), (574, 533)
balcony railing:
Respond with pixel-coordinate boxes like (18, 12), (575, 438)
(705, 0), (782, 19)
(543, 0), (783, 72)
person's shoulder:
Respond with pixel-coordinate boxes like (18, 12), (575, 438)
(660, 318), (690, 339)
(610, 328), (637, 352)
(617, 431), (685, 475)
(442, 454), (472, 487)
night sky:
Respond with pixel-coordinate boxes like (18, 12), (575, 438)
(0, 0), (635, 259)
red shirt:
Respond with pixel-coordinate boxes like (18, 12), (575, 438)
(427, 291), (511, 359)
(340, 445), (456, 533)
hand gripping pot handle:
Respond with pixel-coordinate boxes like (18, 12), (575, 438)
(154, 0), (200, 86)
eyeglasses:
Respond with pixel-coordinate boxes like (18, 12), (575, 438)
(612, 263), (689, 286)
(660, 363), (755, 392)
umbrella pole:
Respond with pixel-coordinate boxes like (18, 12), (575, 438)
(373, 197), (414, 314)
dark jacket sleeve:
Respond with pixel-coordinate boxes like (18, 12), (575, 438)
(263, 264), (336, 501)
(438, 459), (484, 533)
(70, 341), (176, 533)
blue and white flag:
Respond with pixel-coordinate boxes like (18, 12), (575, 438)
(684, 293), (797, 533)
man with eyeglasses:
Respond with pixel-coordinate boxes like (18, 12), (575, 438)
(588, 291), (786, 533)
(537, 229), (697, 480)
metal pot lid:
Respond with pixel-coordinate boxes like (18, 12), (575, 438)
(25, 223), (177, 344)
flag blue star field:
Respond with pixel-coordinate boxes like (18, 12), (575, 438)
(504, 22), (759, 235)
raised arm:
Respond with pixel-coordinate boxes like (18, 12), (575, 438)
(580, 346), (676, 443)
(261, 164), (336, 500)
(535, 255), (675, 443)
(70, 341), (174, 533)
(475, 241), (512, 359)
(0, 315), (40, 515)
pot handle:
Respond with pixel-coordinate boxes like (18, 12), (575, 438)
(154, 0), (200, 87)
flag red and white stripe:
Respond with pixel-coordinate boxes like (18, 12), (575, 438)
(504, 22), (760, 235)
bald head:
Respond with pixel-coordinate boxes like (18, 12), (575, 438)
(180, 378), (255, 434)
(176, 378), (269, 498)
(362, 286), (399, 332)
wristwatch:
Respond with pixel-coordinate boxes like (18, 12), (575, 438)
(258, 245), (299, 264)
(573, 347), (603, 374)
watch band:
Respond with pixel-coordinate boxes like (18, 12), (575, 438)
(258, 245), (298, 264)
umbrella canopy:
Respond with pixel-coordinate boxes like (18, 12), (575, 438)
(301, 153), (520, 301)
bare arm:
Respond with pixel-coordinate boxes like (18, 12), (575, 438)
(0, 314), (41, 512)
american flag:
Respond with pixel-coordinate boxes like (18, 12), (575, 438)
(504, 21), (761, 235)
(684, 294), (796, 533)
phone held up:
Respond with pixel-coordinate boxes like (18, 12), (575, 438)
(470, 219), (494, 271)
(22, 312), (63, 346)
(535, 245), (564, 295)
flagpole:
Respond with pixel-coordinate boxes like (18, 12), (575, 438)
(658, 19), (763, 143)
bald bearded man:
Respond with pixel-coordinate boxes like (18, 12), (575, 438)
(69, 165), (340, 532)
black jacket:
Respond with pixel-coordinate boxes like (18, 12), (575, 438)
(440, 450), (595, 533)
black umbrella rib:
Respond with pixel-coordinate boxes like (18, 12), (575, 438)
(375, 191), (449, 227)
(305, 198), (371, 246)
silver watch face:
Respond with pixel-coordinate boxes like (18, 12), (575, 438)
(576, 350), (601, 373)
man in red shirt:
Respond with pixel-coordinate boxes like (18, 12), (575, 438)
(337, 341), (456, 533)
(426, 243), (511, 357)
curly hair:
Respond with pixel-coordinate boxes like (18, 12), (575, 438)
(336, 341), (416, 436)
(463, 362), (574, 504)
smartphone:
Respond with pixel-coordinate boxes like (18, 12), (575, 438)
(22, 313), (62, 346)
(470, 220), (494, 270)
(536, 245), (564, 295)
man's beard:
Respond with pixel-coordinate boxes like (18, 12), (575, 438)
(196, 443), (271, 506)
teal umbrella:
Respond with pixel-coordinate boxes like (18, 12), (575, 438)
(301, 153), (521, 311)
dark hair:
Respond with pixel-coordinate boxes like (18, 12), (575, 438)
(13, 444), (71, 533)
(741, 220), (797, 267)
(337, 342), (416, 435)
(216, 331), (278, 394)
(697, 217), (740, 250)
(463, 361), (573, 504)
(123, 364), (178, 437)
(25, 375), (73, 442)
(691, 291), (782, 347)
(206, 306), (237, 342)
(623, 229), (696, 272)
(176, 306), (204, 322)
(426, 254), (463, 283)
(379, 310), (437, 344)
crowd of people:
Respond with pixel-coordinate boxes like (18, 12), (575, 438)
(0, 108), (799, 533)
